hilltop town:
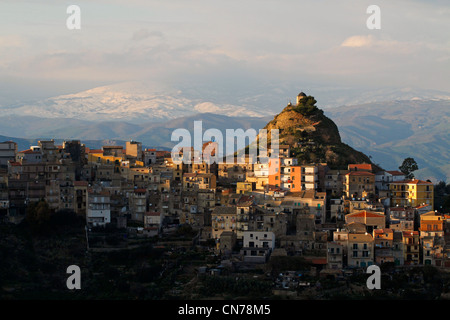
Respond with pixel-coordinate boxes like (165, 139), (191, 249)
(0, 93), (449, 300)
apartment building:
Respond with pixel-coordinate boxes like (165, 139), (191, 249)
(390, 179), (434, 208)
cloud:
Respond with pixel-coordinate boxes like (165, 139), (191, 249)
(131, 29), (164, 41)
(341, 35), (375, 48)
(0, 35), (25, 48)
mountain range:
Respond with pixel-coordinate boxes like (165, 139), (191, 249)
(0, 82), (448, 182)
(325, 99), (450, 183)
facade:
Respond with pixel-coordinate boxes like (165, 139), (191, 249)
(390, 179), (434, 208)
(87, 191), (111, 227)
(402, 231), (420, 265)
(345, 210), (385, 233)
(347, 232), (375, 268)
(241, 231), (275, 263)
(327, 242), (344, 269)
(344, 171), (375, 199)
(0, 141), (17, 167)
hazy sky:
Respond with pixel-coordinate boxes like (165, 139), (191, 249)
(0, 0), (449, 104)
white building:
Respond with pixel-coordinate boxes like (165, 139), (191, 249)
(241, 231), (275, 263)
(87, 191), (111, 227)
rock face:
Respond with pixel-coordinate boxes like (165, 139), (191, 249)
(263, 95), (374, 169)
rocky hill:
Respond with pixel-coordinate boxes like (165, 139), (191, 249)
(263, 93), (374, 169)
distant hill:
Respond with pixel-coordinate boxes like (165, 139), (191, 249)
(262, 94), (374, 169)
(0, 82), (274, 123)
(0, 113), (271, 150)
(0, 135), (160, 153)
(325, 99), (450, 182)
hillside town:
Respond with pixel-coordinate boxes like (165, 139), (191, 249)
(0, 130), (447, 274)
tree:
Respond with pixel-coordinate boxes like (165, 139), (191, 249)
(25, 200), (53, 233)
(399, 157), (419, 179)
(295, 95), (319, 116)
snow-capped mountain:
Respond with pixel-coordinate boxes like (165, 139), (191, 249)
(0, 81), (274, 123)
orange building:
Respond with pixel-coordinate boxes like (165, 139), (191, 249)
(268, 157), (303, 192)
(419, 211), (445, 238)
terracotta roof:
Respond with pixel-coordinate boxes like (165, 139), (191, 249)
(19, 149), (40, 154)
(386, 170), (405, 176)
(402, 231), (419, 237)
(88, 149), (103, 154)
(349, 164), (373, 171)
(310, 258), (327, 265)
(8, 161), (21, 166)
(391, 179), (433, 185)
(347, 210), (384, 218)
(134, 188), (147, 193)
(346, 171), (375, 176)
(348, 233), (374, 241)
(374, 228), (393, 234)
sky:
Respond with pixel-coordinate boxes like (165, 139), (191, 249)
(0, 0), (449, 105)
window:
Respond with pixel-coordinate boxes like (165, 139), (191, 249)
(353, 251), (358, 257)
(353, 244), (358, 250)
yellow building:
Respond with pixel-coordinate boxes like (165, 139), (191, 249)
(88, 152), (124, 166)
(236, 182), (253, 194)
(390, 179), (434, 209)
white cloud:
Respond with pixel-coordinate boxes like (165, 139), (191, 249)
(341, 35), (375, 48)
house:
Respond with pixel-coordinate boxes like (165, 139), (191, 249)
(345, 210), (386, 233)
(0, 141), (18, 167)
(375, 170), (405, 194)
(73, 181), (88, 215)
(327, 242), (344, 269)
(87, 190), (111, 227)
(129, 188), (147, 222)
(402, 231), (420, 265)
(419, 211), (445, 239)
(348, 164), (373, 172)
(16, 147), (42, 164)
(390, 179), (434, 208)
(388, 207), (415, 231)
(240, 231), (275, 263)
(183, 172), (216, 191)
(373, 228), (394, 265)
(324, 169), (347, 198)
(219, 231), (237, 254)
(344, 171), (375, 199)
(347, 232), (375, 268)
(236, 181), (253, 194)
(144, 211), (162, 236)
(422, 236), (445, 266)
(211, 206), (237, 240)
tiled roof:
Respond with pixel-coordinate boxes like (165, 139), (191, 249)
(386, 170), (405, 176)
(374, 228), (393, 234)
(347, 210), (384, 218)
(349, 164), (373, 171)
(391, 179), (433, 185)
(346, 171), (375, 176)
(19, 149), (40, 154)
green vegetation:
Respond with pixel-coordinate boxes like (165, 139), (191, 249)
(293, 96), (321, 116)
(399, 157), (419, 179)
